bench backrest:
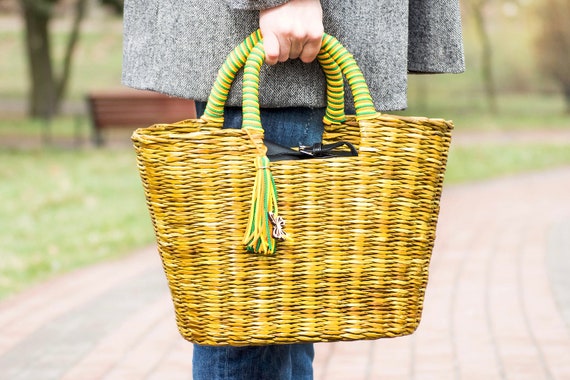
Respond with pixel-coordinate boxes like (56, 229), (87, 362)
(87, 90), (197, 129)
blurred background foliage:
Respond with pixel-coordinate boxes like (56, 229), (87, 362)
(0, 0), (569, 299)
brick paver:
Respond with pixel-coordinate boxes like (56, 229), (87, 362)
(1, 167), (569, 379)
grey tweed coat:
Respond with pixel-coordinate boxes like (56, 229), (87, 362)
(122, 0), (464, 111)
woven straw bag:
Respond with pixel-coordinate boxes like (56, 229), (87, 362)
(132, 30), (454, 346)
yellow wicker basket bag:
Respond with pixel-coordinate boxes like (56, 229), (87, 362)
(131, 30), (454, 346)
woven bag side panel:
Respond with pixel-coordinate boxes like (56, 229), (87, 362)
(357, 114), (453, 322)
(322, 115), (361, 149)
(133, 116), (454, 346)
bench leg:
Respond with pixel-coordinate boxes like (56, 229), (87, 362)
(92, 127), (104, 147)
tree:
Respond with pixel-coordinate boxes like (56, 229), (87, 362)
(467, 0), (499, 114)
(20, 0), (87, 119)
(99, 0), (123, 15)
(535, 0), (570, 113)
(19, 0), (123, 119)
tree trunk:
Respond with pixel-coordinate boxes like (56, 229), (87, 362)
(21, 0), (57, 119)
(564, 85), (570, 114)
(56, 0), (87, 110)
(472, 1), (498, 114)
(20, 0), (86, 119)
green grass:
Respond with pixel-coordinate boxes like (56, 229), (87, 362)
(0, 116), (90, 138)
(401, 76), (570, 131)
(0, 146), (154, 299)
(445, 143), (570, 184)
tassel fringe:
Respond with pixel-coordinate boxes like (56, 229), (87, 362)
(243, 155), (283, 254)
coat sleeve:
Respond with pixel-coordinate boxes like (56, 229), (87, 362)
(225, 0), (290, 10)
(408, 0), (465, 73)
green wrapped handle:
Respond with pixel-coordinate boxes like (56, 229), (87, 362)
(202, 31), (353, 125)
(240, 34), (378, 133)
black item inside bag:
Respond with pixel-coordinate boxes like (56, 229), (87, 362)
(265, 140), (358, 162)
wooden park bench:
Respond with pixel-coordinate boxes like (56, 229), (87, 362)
(87, 88), (196, 146)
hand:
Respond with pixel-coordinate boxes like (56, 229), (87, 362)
(259, 0), (324, 65)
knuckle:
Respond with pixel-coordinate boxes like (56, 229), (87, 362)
(307, 30), (324, 43)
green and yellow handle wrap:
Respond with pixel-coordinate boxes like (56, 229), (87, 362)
(202, 32), (348, 126)
(318, 49), (345, 125)
(320, 34), (378, 121)
(202, 30), (262, 124)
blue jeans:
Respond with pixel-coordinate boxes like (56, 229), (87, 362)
(195, 103), (325, 148)
(192, 102), (324, 380)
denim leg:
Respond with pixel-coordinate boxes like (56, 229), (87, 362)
(192, 102), (322, 379)
(192, 343), (314, 380)
(195, 102), (325, 147)
(290, 343), (315, 380)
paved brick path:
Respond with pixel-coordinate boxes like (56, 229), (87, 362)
(1, 167), (569, 379)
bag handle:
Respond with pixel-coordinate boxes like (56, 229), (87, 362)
(320, 33), (378, 120)
(241, 34), (378, 134)
(202, 31), (347, 125)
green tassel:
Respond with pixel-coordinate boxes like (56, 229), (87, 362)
(243, 155), (281, 254)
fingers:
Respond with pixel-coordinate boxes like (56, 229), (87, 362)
(288, 38), (303, 61)
(258, 0), (324, 65)
(298, 33), (322, 63)
(262, 30), (323, 65)
(263, 32), (281, 66)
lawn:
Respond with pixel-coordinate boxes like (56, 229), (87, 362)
(445, 143), (570, 183)
(0, 145), (154, 299)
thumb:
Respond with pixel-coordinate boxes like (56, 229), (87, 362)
(262, 32), (280, 65)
